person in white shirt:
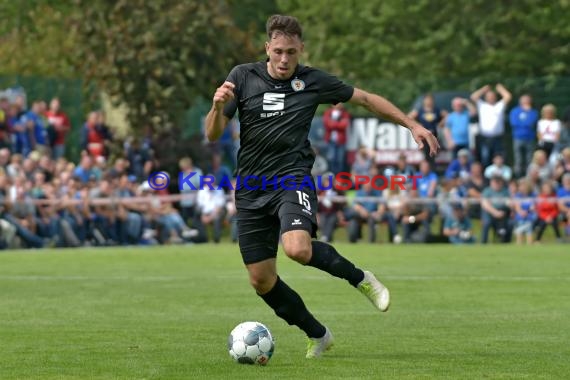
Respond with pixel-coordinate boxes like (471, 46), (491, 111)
(537, 104), (562, 162)
(470, 84), (512, 167)
(196, 176), (227, 243)
(484, 153), (513, 182)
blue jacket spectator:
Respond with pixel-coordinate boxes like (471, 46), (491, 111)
(509, 95), (539, 177)
(416, 161), (438, 198)
(445, 148), (472, 180)
(443, 204), (475, 244)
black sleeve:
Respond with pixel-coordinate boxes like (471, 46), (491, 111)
(222, 65), (242, 119)
(315, 69), (354, 105)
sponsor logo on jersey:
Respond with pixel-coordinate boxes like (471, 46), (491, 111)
(291, 78), (305, 92)
(261, 92), (285, 118)
(291, 219), (303, 226)
(262, 93), (285, 110)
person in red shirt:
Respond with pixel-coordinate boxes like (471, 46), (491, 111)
(45, 97), (71, 159)
(322, 103), (350, 174)
(535, 181), (561, 242)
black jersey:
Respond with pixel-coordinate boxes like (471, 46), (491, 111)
(223, 60), (354, 209)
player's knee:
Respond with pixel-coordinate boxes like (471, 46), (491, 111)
(249, 272), (276, 294)
(283, 243), (311, 264)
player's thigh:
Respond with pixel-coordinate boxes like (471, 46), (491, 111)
(278, 190), (318, 263)
(237, 208), (280, 265)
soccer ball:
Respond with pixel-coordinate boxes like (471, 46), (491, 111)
(228, 321), (275, 365)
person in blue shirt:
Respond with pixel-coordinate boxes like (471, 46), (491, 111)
(444, 148), (472, 180)
(23, 101), (47, 152)
(347, 180), (398, 243)
(444, 97), (477, 158)
(509, 94), (539, 178)
(443, 203), (475, 244)
(557, 173), (570, 238)
(512, 178), (537, 244)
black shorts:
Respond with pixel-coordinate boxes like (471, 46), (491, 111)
(236, 189), (318, 265)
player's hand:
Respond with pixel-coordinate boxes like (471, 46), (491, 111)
(411, 124), (440, 157)
(213, 81), (235, 110)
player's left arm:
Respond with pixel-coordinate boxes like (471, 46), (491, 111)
(349, 88), (440, 156)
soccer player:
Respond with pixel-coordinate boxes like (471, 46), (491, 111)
(205, 15), (439, 358)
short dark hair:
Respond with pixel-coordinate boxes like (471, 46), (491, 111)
(266, 15), (303, 40)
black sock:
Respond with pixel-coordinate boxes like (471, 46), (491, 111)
(259, 276), (326, 339)
(306, 241), (365, 287)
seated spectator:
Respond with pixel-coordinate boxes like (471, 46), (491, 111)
(537, 104), (562, 162)
(535, 181), (561, 242)
(347, 181), (397, 243)
(437, 178), (465, 231)
(464, 162), (486, 218)
(527, 150), (553, 186)
(443, 203), (475, 244)
(401, 189), (431, 243)
(481, 174), (512, 243)
(208, 153), (232, 192)
(73, 155), (94, 184)
(178, 156), (203, 226)
(351, 146), (373, 179)
(393, 152), (415, 179)
(116, 174), (144, 245)
(317, 173), (346, 243)
(415, 160), (438, 219)
(196, 176), (227, 243)
(311, 146), (329, 177)
(553, 147), (570, 184)
(557, 173), (570, 237)
(2, 185), (45, 248)
(484, 153), (512, 182)
(226, 178), (239, 243)
(444, 97), (476, 158)
(444, 148), (472, 180)
(512, 179), (537, 245)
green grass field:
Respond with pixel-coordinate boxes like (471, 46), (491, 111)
(1, 244), (569, 379)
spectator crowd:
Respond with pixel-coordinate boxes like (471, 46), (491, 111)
(0, 84), (569, 249)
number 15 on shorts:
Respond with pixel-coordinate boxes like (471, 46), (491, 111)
(296, 190), (311, 211)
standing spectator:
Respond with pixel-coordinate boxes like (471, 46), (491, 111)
(322, 103), (350, 174)
(470, 84), (512, 167)
(444, 97), (476, 158)
(125, 137), (150, 181)
(408, 93), (446, 167)
(393, 152), (415, 178)
(509, 94), (539, 178)
(481, 174), (511, 243)
(512, 179), (536, 245)
(80, 111), (112, 159)
(45, 97), (71, 160)
(557, 173), (570, 238)
(535, 181), (561, 243)
(484, 153), (513, 182)
(443, 203), (475, 244)
(536, 104), (562, 163)
(351, 147), (373, 179)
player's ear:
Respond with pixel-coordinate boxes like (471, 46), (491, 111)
(265, 41), (270, 56)
(300, 42), (305, 53)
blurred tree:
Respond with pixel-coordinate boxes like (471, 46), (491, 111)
(277, 0), (570, 107)
(70, 0), (259, 133)
(0, 1), (77, 77)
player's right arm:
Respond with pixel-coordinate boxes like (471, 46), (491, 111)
(205, 81), (235, 142)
